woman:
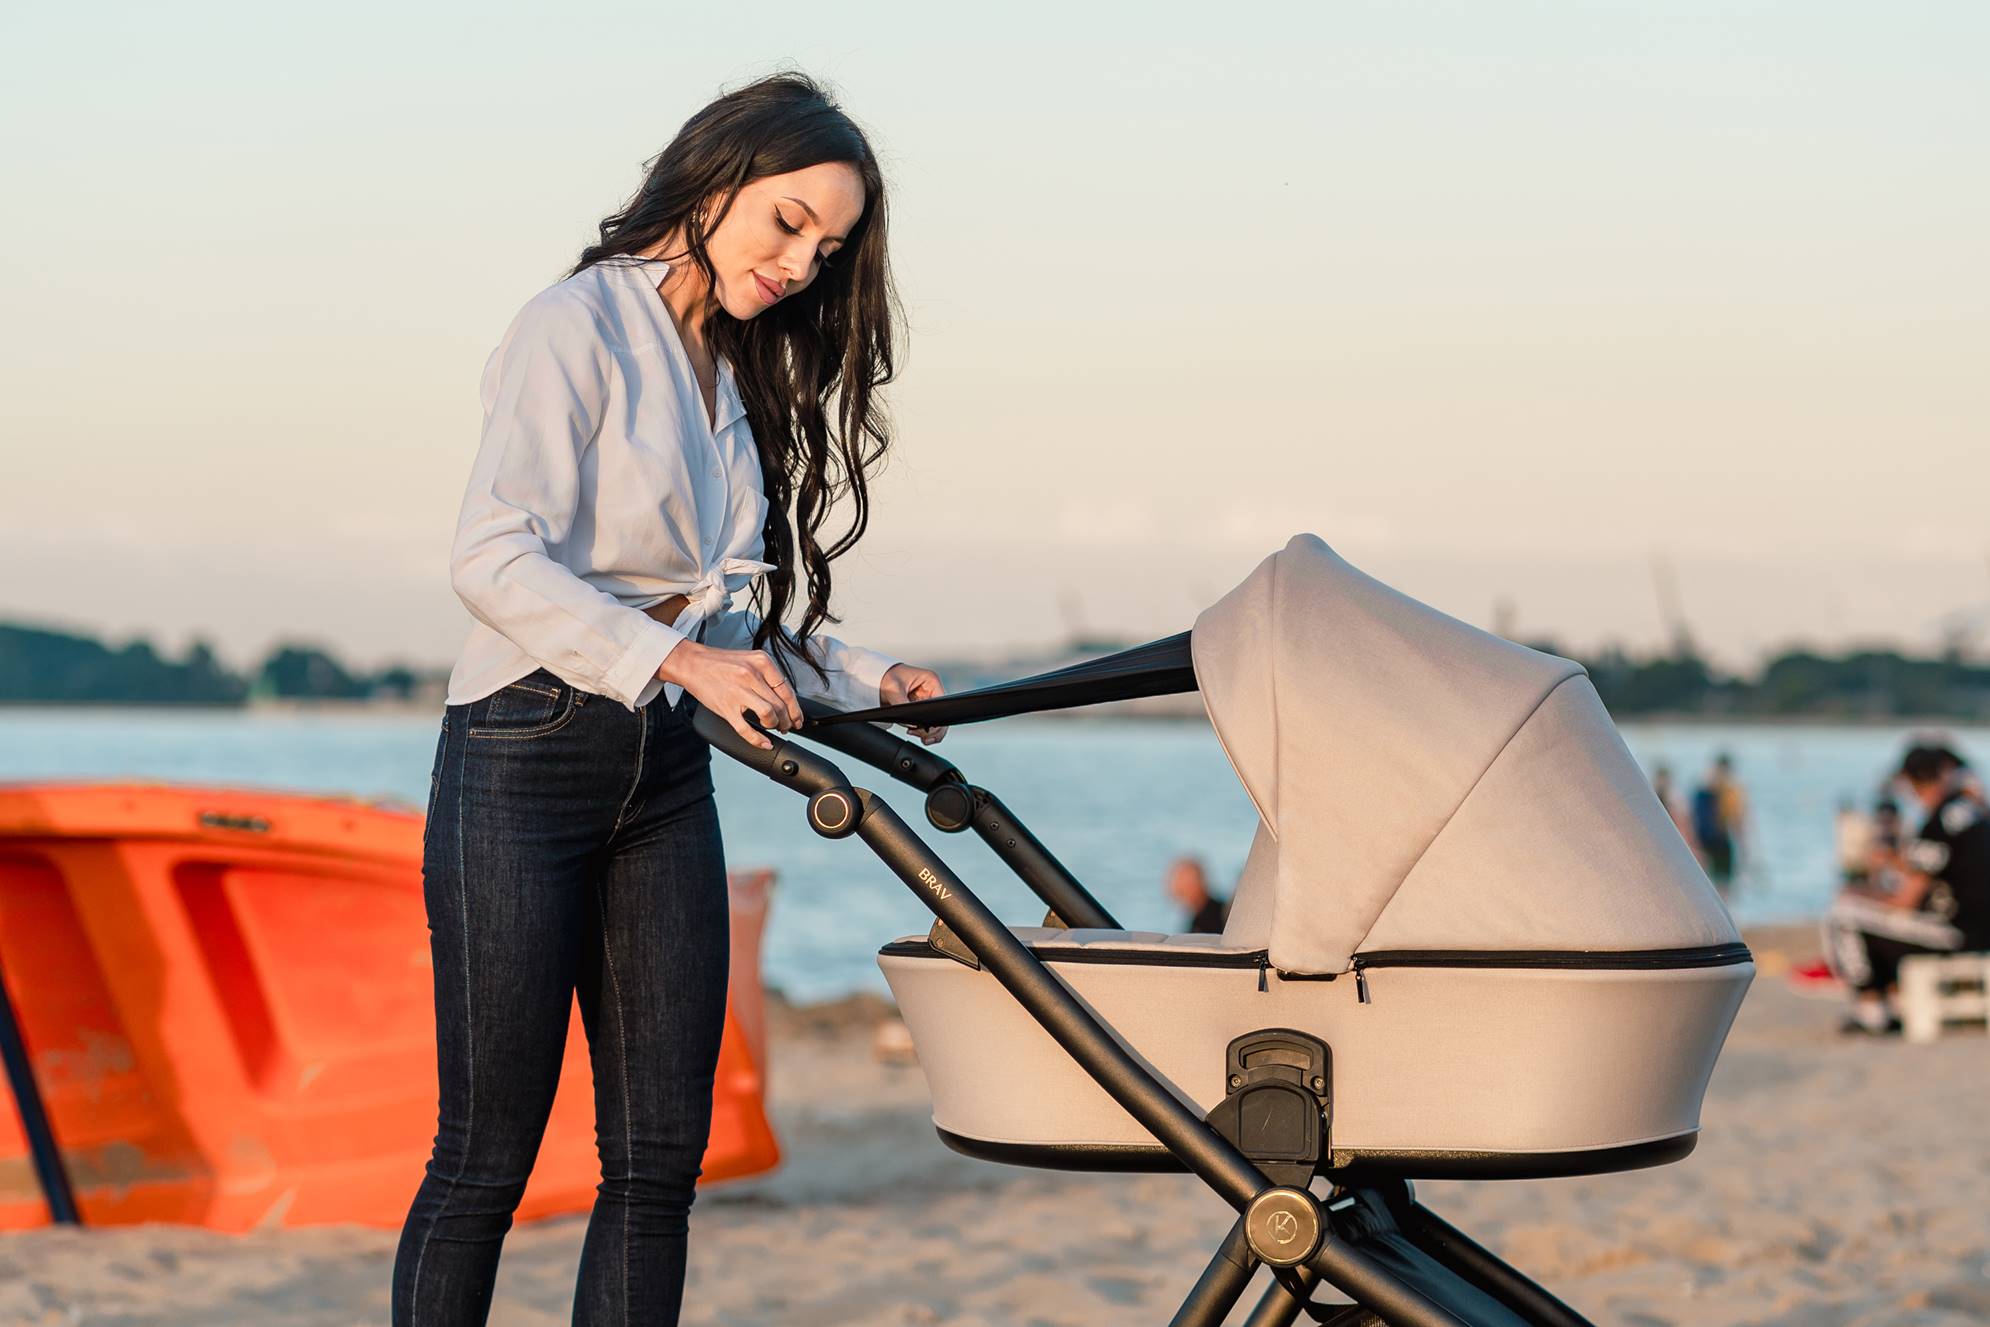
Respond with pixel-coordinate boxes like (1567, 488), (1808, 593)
(393, 72), (945, 1326)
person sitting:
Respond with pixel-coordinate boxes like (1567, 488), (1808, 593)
(1164, 856), (1231, 934)
(1823, 744), (1990, 1034)
(1793, 796), (1902, 991)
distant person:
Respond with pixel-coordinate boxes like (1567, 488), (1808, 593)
(1834, 798), (1875, 886)
(1842, 794), (1904, 900)
(1652, 764), (1700, 858)
(1902, 745), (1990, 950)
(1690, 753), (1747, 892)
(1794, 794), (1905, 992)
(1823, 744), (1990, 1035)
(1871, 797), (1903, 860)
(1166, 856), (1231, 934)
(1927, 742), (1985, 806)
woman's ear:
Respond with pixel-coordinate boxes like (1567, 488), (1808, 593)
(696, 186), (739, 237)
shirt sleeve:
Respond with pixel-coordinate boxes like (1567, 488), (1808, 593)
(700, 606), (901, 713)
(449, 290), (687, 711)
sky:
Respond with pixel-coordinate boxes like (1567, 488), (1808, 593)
(2, 1), (1986, 674)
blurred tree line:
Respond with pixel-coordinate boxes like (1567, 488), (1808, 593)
(1524, 641), (1990, 720)
(0, 623), (440, 705)
(4, 616), (1988, 717)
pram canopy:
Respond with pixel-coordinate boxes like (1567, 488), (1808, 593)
(1197, 534), (1738, 975)
(824, 533), (1739, 977)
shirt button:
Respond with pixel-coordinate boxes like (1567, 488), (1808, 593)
(709, 465), (722, 478)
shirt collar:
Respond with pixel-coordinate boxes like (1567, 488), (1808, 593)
(713, 359), (747, 435)
(614, 255), (748, 436)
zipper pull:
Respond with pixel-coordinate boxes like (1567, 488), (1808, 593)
(1355, 963), (1370, 1004)
(1256, 953), (1269, 993)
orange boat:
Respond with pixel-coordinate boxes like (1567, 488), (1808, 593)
(0, 782), (781, 1231)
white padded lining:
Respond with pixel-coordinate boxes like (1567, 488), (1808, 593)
(890, 927), (1263, 955)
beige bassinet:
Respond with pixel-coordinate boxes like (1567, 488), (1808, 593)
(880, 534), (1749, 1177)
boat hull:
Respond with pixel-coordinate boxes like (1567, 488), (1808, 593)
(0, 782), (780, 1230)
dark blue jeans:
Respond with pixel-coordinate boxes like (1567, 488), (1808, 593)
(392, 670), (730, 1326)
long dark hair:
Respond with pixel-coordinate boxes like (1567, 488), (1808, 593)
(570, 71), (899, 690)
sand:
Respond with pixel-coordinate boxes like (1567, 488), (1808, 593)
(5, 925), (1987, 1326)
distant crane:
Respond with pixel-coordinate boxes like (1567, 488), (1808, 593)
(1058, 585), (1089, 646)
(1921, 552), (1990, 659)
(1650, 554), (1697, 657)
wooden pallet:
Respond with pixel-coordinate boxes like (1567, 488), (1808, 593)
(1899, 952), (1990, 1043)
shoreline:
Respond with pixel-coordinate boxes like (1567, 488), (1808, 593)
(4, 700), (1990, 731)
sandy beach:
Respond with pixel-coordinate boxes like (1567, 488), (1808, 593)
(6, 925), (1986, 1326)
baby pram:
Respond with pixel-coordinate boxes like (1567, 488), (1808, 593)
(688, 534), (1752, 1325)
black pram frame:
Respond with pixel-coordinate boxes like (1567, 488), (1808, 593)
(689, 632), (1606, 1327)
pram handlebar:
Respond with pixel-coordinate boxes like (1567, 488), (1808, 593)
(790, 698), (1120, 930)
(797, 698), (962, 791)
(686, 702), (865, 837)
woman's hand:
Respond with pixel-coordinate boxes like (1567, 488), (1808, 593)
(881, 663), (947, 745)
(658, 641), (802, 750)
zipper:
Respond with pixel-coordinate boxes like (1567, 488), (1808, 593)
(1350, 942), (1753, 971)
(878, 939), (1752, 978)
(878, 939), (1271, 970)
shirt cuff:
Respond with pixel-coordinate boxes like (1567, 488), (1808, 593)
(603, 617), (687, 712)
(836, 647), (900, 713)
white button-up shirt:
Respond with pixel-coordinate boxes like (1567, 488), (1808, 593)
(445, 256), (900, 713)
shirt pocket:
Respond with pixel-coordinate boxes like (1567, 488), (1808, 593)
(729, 483), (771, 548)
(722, 437), (771, 545)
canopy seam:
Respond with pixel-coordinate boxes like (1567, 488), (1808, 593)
(1348, 667), (1585, 956)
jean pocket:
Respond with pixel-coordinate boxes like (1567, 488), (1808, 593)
(467, 673), (580, 740)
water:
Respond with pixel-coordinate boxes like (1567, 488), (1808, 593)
(2, 708), (1981, 1001)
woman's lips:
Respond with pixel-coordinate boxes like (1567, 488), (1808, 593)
(752, 273), (783, 306)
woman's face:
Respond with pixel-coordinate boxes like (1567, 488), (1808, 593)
(704, 162), (865, 320)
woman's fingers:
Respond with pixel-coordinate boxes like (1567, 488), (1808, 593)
(723, 674), (785, 749)
(730, 703), (774, 749)
(753, 655), (803, 727)
(724, 684), (768, 748)
(905, 672), (946, 742)
(749, 671), (800, 732)
(677, 646), (807, 750)
(740, 685), (789, 745)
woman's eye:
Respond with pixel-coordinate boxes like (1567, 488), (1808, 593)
(776, 208), (834, 268)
